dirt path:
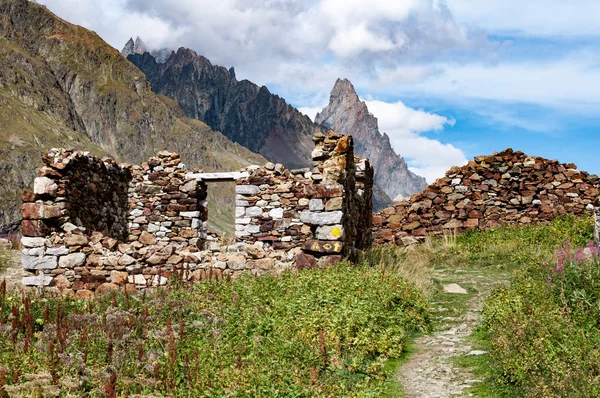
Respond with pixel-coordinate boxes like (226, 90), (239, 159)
(397, 268), (508, 398)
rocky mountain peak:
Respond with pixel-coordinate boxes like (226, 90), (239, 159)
(316, 78), (427, 201)
(121, 37), (171, 64)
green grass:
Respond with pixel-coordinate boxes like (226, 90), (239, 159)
(370, 215), (595, 397)
(0, 251), (9, 274)
(447, 215), (598, 397)
(0, 262), (430, 397)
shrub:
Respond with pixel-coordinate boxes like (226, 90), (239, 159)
(482, 236), (600, 397)
(0, 262), (430, 397)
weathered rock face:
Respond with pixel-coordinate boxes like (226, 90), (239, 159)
(121, 37), (171, 64)
(315, 79), (428, 201)
(0, 0), (265, 232)
(127, 49), (319, 170)
(373, 148), (600, 246)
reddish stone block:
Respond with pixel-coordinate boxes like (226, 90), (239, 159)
(304, 184), (343, 199)
(21, 220), (51, 237)
(295, 253), (317, 269)
(21, 190), (36, 203)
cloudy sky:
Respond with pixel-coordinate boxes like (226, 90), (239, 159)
(39, 0), (600, 183)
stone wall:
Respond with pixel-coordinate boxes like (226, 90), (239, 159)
(373, 149), (600, 246)
(233, 130), (374, 269)
(20, 131), (375, 294)
(20, 149), (209, 295)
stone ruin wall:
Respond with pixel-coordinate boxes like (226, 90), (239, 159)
(373, 148), (600, 246)
(20, 131), (374, 296)
(20, 149), (209, 296)
(231, 131), (373, 269)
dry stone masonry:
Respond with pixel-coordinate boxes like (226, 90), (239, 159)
(20, 130), (375, 294)
(20, 149), (209, 295)
(373, 148), (600, 246)
(232, 130), (373, 269)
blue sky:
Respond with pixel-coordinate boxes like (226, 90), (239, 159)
(39, 0), (600, 183)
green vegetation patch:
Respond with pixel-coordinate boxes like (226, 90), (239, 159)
(457, 215), (600, 397)
(0, 263), (430, 397)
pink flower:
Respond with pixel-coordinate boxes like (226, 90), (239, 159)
(555, 251), (565, 273)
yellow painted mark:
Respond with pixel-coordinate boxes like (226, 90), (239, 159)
(331, 227), (341, 237)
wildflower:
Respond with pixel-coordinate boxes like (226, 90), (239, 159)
(555, 251), (565, 273)
(587, 241), (598, 257)
(575, 248), (586, 264)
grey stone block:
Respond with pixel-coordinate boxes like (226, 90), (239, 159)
(59, 253), (87, 268)
(22, 274), (53, 286)
(22, 255), (57, 270)
(46, 246), (69, 256)
(309, 199), (324, 211)
(21, 237), (45, 248)
(300, 211), (343, 226)
(235, 185), (261, 195)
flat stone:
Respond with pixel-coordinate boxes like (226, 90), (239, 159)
(304, 184), (343, 199)
(118, 254), (136, 266)
(148, 223), (160, 233)
(21, 203), (62, 219)
(59, 253), (87, 268)
(315, 225), (344, 240)
(64, 234), (88, 247)
(247, 225), (260, 234)
(443, 283), (468, 294)
(110, 271), (129, 284)
(33, 177), (58, 196)
(46, 246), (69, 255)
(180, 211), (200, 218)
(130, 209), (144, 217)
(227, 257), (246, 270)
(246, 206), (263, 217)
(302, 240), (344, 254)
(467, 350), (489, 356)
(96, 283), (119, 295)
(309, 199), (324, 211)
(21, 237), (45, 248)
(22, 274), (53, 286)
(139, 231), (157, 245)
(269, 208), (284, 220)
(235, 185), (261, 195)
(22, 255), (57, 270)
(300, 211), (343, 226)
(325, 197), (343, 211)
(128, 274), (147, 285)
(180, 180), (197, 193)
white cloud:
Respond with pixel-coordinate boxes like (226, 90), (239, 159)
(404, 55), (600, 110)
(448, 0), (600, 37)
(298, 107), (324, 122)
(363, 99), (467, 183)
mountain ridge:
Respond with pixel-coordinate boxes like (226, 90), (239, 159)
(315, 78), (428, 200)
(0, 0), (265, 232)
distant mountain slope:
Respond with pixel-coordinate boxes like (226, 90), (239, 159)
(0, 0), (265, 232)
(316, 79), (428, 200)
(127, 48), (319, 170)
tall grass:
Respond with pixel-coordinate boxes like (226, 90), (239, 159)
(0, 262), (430, 397)
(466, 215), (600, 397)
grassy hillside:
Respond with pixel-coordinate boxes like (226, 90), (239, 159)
(0, 0), (265, 232)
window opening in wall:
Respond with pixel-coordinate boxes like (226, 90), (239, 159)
(205, 180), (236, 245)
